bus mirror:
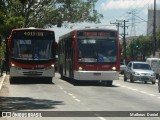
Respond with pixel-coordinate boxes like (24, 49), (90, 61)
(56, 55), (58, 59)
(11, 41), (14, 48)
(55, 42), (58, 49)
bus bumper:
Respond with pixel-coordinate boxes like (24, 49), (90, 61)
(74, 71), (119, 81)
(10, 66), (55, 77)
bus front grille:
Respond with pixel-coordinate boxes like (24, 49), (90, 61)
(23, 71), (43, 76)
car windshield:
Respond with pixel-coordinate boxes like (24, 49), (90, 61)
(133, 63), (151, 70)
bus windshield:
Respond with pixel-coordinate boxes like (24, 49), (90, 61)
(12, 39), (53, 60)
(78, 38), (117, 63)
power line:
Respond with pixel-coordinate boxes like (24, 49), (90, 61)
(127, 10), (137, 36)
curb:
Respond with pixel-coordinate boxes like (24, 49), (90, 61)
(0, 73), (6, 91)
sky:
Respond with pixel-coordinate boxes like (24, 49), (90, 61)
(50, 0), (160, 41)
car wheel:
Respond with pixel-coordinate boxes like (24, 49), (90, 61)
(158, 81), (160, 93)
(144, 81), (147, 84)
(124, 74), (127, 81)
(152, 81), (155, 84)
(130, 75), (134, 83)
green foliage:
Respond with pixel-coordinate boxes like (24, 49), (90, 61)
(126, 35), (153, 60)
(156, 30), (160, 50)
(0, 0), (25, 37)
(0, 0), (103, 38)
(0, 41), (6, 59)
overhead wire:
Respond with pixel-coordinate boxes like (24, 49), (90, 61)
(117, 0), (153, 36)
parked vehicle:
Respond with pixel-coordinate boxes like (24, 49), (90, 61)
(120, 62), (126, 74)
(124, 61), (156, 84)
(158, 80), (160, 93)
(146, 58), (160, 79)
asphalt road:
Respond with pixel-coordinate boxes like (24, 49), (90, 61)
(0, 73), (160, 120)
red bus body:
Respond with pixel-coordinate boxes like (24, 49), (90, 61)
(58, 28), (120, 86)
(8, 28), (57, 83)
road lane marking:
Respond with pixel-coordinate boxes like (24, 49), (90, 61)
(57, 86), (81, 103)
(115, 84), (121, 86)
(148, 93), (156, 96)
(68, 93), (73, 96)
(72, 96), (77, 99)
(63, 91), (67, 94)
(131, 88), (138, 91)
(121, 85), (127, 88)
(116, 84), (159, 99)
(126, 87), (133, 90)
(58, 85), (63, 90)
(95, 114), (107, 120)
(75, 99), (81, 102)
(140, 91), (147, 94)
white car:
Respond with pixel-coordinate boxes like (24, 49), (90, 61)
(120, 62), (126, 74)
(124, 61), (156, 84)
(158, 80), (160, 93)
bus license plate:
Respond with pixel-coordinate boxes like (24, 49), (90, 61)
(94, 73), (101, 75)
(29, 71), (37, 74)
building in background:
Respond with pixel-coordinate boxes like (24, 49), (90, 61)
(147, 9), (160, 36)
(147, 8), (160, 58)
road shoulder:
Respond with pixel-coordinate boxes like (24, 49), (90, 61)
(0, 73), (6, 91)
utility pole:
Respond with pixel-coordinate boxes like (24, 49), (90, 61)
(110, 21), (121, 33)
(117, 20), (128, 64)
(153, 0), (156, 56)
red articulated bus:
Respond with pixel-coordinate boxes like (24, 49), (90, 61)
(8, 28), (57, 83)
(58, 28), (120, 86)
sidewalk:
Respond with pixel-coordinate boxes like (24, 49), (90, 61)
(0, 73), (6, 91)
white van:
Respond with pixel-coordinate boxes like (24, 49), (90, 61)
(146, 58), (160, 79)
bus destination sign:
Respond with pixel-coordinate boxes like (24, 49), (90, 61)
(78, 31), (117, 38)
(84, 32), (109, 37)
(24, 31), (44, 37)
(12, 30), (54, 39)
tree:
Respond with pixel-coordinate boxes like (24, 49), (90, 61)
(126, 36), (153, 61)
(0, 0), (103, 38)
(0, 0), (24, 37)
(156, 29), (160, 50)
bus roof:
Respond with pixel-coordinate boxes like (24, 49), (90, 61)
(77, 27), (117, 31)
(59, 28), (117, 40)
(11, 27), (54, 32)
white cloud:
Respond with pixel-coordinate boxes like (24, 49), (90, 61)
(101, 0), (154, 10)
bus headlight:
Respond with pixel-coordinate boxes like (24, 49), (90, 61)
(51, 64), (54, 67)
(79, 67), (83, 71)
(11, 63), (15, 67)
(11, 63), (21, 70)
(45, 64), (54, 70)
(112, 67), (116, 70)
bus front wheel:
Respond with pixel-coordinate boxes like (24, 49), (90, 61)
(47, 77), (53, 84)
(9, 77), (14, 84)
(107, 81), (113, 86)
(102, 81), (113, 86)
